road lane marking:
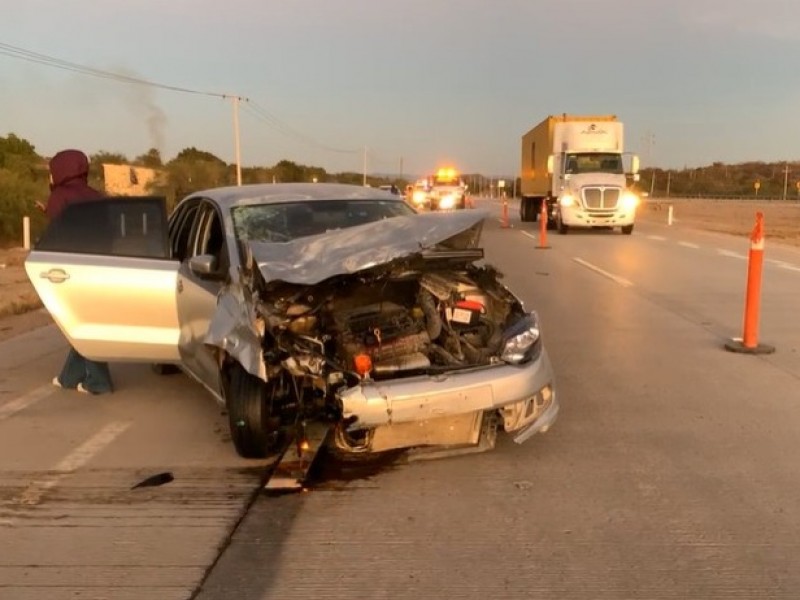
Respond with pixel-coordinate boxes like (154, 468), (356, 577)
(573, 258), (633, 288)
(647, 235), (666, 241)
(0, 385), (56, 421)
(13, 421), (131, 506)
(768, 259), (800, 272)
(521, 231), (537, 242)
(717, 249), (747, 260)
(678, 241), (700, 249)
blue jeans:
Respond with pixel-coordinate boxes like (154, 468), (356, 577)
(57, 347), (114, 394)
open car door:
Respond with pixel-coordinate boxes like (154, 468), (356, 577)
(25, 197), (181, 363)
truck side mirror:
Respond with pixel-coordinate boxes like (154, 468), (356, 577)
(546, 155), (554, 176)
(631, 155), (640, 174)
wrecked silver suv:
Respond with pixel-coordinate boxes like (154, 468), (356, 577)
(26, 183), (558, 459)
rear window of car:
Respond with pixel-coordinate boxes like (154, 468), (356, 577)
(232, 199), (415, 243)
(35, 197), (169, 258)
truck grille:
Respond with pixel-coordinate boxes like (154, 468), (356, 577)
(582, 188), (621, 210)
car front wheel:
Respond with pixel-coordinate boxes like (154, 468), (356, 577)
(226, 363), (282, 458)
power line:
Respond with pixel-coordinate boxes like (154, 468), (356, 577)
(1, 40), (363, 161)
(245, 101), (360, 154)
(0, 41), (226, 98)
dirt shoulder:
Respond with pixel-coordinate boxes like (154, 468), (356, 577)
(638, 198), (800, 247)
(0, 247), (50, 341)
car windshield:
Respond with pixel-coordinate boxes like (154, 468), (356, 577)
(232, 199), (416, 243)
(565, 153), (624, 175)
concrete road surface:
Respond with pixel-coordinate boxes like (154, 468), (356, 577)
(197, 198), (800, 599)
(2, 196), (800, 599)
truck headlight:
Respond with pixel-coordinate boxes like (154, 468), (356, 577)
(620, 192), (639, 210)
(559, 194), (576, 207)
(412, 190), (427, 204)
(501, 313), (542, 364)
(439, 194), (456, 209)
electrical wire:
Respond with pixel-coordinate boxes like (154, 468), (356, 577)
(0, 41), (226, 98)
(1, 40), (361, 157)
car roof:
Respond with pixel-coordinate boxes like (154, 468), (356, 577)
(185, 183), (402, 210)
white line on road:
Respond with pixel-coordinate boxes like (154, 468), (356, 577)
(521, 231), (537, 242)
(678, 241), (700, 249)
(13, 421), (131, 506)
(768, 259), (800, 273)
(647, 235), (666, 241)
(573, 258), (634, 288)
(717, 249), (747, 260)
(0, 384), (56, 421)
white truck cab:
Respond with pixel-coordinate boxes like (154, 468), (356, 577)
(520, 115), (640, 235)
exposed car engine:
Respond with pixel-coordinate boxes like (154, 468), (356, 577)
(256, 263), (524, 389)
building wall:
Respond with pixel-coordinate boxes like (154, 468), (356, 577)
(102, 164), (163, 196)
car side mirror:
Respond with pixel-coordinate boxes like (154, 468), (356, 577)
(189, 254), (224, 280)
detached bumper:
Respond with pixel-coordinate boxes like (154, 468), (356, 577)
(339, 350), (557, 441)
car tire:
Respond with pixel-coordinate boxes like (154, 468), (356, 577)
(621, 224), (634, 235)
(557, 211), (568, 235)
(226, 364), (282, 459)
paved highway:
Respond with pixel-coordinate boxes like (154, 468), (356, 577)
(2, 197), (799, 599)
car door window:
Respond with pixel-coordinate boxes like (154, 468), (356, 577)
(192, 203), (228, 272)
(36, 196), (169, 258)
(169, 201), (201, 262)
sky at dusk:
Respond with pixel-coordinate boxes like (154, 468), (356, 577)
(2, 0), (799, 177)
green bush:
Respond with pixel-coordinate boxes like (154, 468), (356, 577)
(0, 169), (48, 246)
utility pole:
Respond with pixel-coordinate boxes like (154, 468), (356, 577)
(225, 95), (244, 186)
(650, 172), (656, 197)
(666, 171), (672, 198)
(363, 146), (367, 186)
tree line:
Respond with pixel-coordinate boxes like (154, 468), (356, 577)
(2, 131), (799, 245)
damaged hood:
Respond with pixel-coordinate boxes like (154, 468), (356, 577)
(248, 209), (488, 285)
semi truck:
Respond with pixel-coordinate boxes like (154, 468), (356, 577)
(519, 114), (640, 234)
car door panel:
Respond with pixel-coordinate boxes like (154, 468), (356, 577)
(27, 253), (181, 362)
(24, 197), (181, 363)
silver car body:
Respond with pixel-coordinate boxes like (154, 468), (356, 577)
(26, 183), (557, 457)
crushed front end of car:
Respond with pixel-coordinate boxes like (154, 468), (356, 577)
(208, 210), (557, 458)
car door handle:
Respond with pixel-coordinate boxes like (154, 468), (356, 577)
(177, 278), (184, 293)
(40, 268), (70, 284)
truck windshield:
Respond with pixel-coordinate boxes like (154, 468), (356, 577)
(565, 153), (623, 175)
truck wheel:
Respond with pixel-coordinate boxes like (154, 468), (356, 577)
(621, 224), (634, 235)
(226, 364), (282, 459)
(556, 211), (568, 235)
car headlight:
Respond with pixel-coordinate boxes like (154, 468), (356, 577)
(620, 191), (639, 210)
(412, 191), (427, 204)
(559, 194), (576, 207)
(501, 313), (542, 364)
(439, 194), (456, 209)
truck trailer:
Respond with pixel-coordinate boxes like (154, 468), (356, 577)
(519, 115), (640, 234)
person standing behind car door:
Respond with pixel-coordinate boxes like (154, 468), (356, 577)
(36, 149), (115, 395)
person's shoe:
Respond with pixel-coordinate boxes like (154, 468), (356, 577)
(52, 377), (62, 388)
(76, 383), (90, 394)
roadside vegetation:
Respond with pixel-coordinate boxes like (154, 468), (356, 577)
(3, 131), (799, 247)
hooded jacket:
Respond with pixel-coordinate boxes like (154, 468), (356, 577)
(45, 150), (103, 220)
